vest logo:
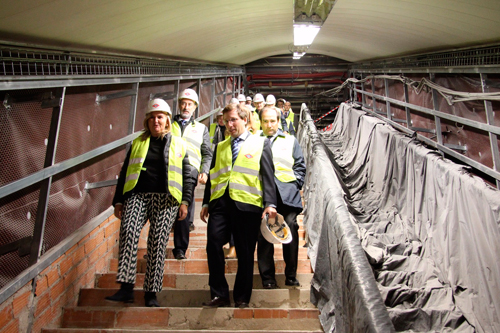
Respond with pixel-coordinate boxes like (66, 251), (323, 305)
(245, 154), (253, 159)
(191, 130), (197, 133)
(176, 153), (182, 158)
(152, 103), (159, 108)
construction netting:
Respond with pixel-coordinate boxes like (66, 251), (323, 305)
(298, 102), (500, 332)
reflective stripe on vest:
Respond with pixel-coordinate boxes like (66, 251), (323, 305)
(171, 121), (204, 172)
(272, 135), (296, 183)
(123, 135), (186, 204)
(209, 123), (216, 144)
(209, 135), (266, 208)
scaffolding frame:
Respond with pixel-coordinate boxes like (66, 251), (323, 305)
(0, 43), (244, 303)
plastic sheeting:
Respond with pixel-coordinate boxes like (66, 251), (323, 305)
(297, 106), (395, 333)
(315, 102), (500, 332)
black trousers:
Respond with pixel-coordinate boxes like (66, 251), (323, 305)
(172, 198), (195, 255)
(206, 192), (261, 303)
(257, 200), (300, 285)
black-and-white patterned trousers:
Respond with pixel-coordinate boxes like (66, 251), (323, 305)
(116, 192), (179, 292)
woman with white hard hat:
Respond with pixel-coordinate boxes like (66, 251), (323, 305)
(106, 98), (196, 307)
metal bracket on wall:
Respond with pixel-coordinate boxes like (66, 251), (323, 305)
(150, 91), (176, 101)
(3, 93), (12, 109)
(0, 236), (33, 257)
(84, 179), (118, 191)
(96, 90), (137, 104)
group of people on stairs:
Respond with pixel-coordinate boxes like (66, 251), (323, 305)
(105, 89), (305, 308)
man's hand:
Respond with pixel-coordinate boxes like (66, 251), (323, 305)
(262, 206), (277, 220)
(200, 207), (209, 223)
(114, 204), (123, 220)
(178, 204), (188, 220)
(198, 173), (208, 185)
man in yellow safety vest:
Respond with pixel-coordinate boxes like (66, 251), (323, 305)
(200, 103), (277, 308)
(257, 106), (306, 288)
(171, 88), (213, 260)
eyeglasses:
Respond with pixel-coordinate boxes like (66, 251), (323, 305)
(223, 117), (241, 124)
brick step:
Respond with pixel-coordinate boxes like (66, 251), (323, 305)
(45, 329), (322, 333)
(96, 273), (313, 290)
(79, 288), (315, 309)
(138, 246), (310, 260)
(168, 228), (307, 240)
(108, 258), (313, 275)
(162, 238), (307, 250)
(59, 307), (321, 331)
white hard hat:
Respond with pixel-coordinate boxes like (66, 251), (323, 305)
(147, 98), (171, 115)
(266, 94), (276, 105)
(237, 94), (246, 102)
(260, 213), (292, 244)
(179, 88), (199, 105)
(253, 93), (265, 103)
(246, 96), (252, 101)
(230, 98), (239, 104)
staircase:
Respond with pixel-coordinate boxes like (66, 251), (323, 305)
(42, 186), (322, 332)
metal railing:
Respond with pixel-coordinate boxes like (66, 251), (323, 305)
(346, 74), (500, 188)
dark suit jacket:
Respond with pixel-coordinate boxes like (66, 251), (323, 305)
(203, 132), (277, 214)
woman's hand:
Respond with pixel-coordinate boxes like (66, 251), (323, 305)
(114, 204), (123, 220)
(178, 204), (188, 220)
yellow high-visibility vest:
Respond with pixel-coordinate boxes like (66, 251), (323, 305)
(123, 135), (186, 204)
(252, 110), (261, 130)
(209, 135), (266, 208)
(284, 111), (295, 133)
(271, 135), (296, 183)
(171, 121), (205, 172)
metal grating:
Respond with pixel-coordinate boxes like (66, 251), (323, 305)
(353, 44), (500, 71)
(0, 45), (242, 78)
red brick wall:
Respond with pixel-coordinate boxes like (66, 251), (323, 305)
(0, 214), (120, 333)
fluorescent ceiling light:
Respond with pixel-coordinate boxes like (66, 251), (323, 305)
(293, 24), (320, 46)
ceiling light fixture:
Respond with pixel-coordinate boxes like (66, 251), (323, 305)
(293, 24), (321, 46)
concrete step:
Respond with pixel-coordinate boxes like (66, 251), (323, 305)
(95, 273), (314, 290)
(138, 246), (310, 261)
(108, 258), (313, 275)
(79, 288), (315, 309)
(59, 307), (322, 331)
(147, 238), (308, 250)
(172, 229), (307, 240)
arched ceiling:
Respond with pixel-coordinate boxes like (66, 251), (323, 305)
(1, 0), (500, 65)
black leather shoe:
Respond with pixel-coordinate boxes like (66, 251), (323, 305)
(174, 252), (186, 260)
(285, 278), (300, 286)
(144, 292), (160, 307)
(263, 282), (278, 289)
(105, 283), (134, 303)
(202, 296), (230, 308)
(234, 301), (249, 308)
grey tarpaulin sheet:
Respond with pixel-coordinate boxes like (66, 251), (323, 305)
(317, 102), (500, 332)
(297, 105), (395, 333)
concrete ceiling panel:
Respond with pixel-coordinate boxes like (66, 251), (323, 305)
(0, 0), (500, 64)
